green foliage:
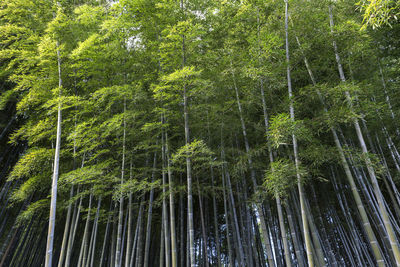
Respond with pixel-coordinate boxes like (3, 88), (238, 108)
(268, 113), (311, 148)
(172, 139), (216, 172)
(116, 178), (160, 200)
(1, 0), (400, 262)
(344, 147), (387, 179)
(0, 90), (16, 110)
(11, 175), (49, 203)
(8, 148), (53, 181)
(315, 82), (364, 127)
(263, 159), (305, 198)
(59, 160), (114, 186)
(300, 143), (339, 167)
(15, 199), (49, 225)
(358, 0), (400, 28)
(232, 144), (268, 176)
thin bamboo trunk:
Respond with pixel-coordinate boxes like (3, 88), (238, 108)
(251, 210), (265, 267)
(184, 54), (195, 267)
(129, 198), (142, 267)
(241, 179), (255, 267)
(125, 159), (133, 267)
(236, 178), (251, 267)
(205, 111), (221, 267)
(27, 223), (47, 267)
(378, 61), (400, 137)
(160, 212), (165, 267)
(89, 197), (101, 267)
(115, 97), (127, 267)
(179, 173), (185, 267)
(79, 193), (92, 267)
(119, 205), (129, 267)
(284, 2), (313, 265)
(304, 198), (326, 266)
(210, 166), (221, 267)
(65, 192), (82, 267)
(179, 1), (195, 265)
(224, 168), (245, 266)
(221, 162), (233, 267)
(166, 134), (178, 267)
(0, 115), (15, 141)
(0, 227), (18, 266)
(376, 137), (400, 218)
(197, 186), (209, 267)
(100, 202), (113, 267)
(59, 91), (78, 267)
(58, 185), (74, 267)
(45, 40), (63, 267)
(311, 186), (337, 266)
(286, 203), (305, 267)
(9, 219), (34, 267)
(275, 195), (291, 267)
(125, 211), (133, 267)
(14, 222), (36, 266)
(162, 125), (171, 267)
(143, 152), (157, 267)
(135, 197), (145, 267)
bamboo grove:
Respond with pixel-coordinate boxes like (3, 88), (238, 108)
(1, 0), (400, 266)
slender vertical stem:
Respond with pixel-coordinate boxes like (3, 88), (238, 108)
(65, 190), (82, 267)
(197, 185), (210, 267)
(210, 166), (221, 267)
(162, 121), (171, 267)
(221, 163), (233, 267)
(144, 152), (157, 267)
(89, 197), (101, 267)
(166, 132), (178, 267)
(159, 210), (165, 267)
(57, 185), (74, 267)
(78, 193), (92, 267)
(125, 159), (133, 267)
(179, 174), (185, 267)
(115, 97), (127, 267)
(135, 197), (145, 267)
(45, 39), (62, 267)
(100, 201), (113, 267)
(179, 0), (195, 264)
(284, 1), (314, 266)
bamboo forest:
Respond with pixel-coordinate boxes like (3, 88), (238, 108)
(1, 0), (400, 266)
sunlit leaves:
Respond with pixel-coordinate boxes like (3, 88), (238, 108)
(74, 5), (105, 29)
(8, 148), (53, 181)
(358, 0), (400, 28)
(153, 67), (204, 107)
(116, 178), (160, 200)
(59, 160), (115, 187)
(11, 175), (49, 203)
(172, 139), (216, 172)
(71, 33), (100, 59)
